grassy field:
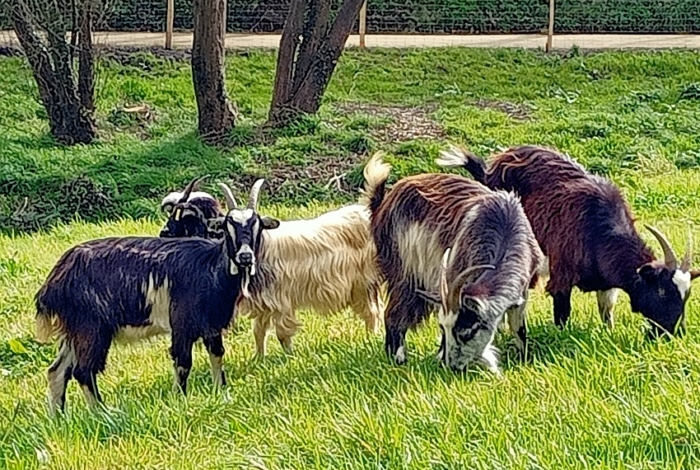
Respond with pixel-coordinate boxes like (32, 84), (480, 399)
(2, 46), (700, 469)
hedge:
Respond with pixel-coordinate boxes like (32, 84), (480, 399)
(2, 0), (700, 34)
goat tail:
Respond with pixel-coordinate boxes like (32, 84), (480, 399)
(360, 151), (392, 215)
(35, 310), (62, 343)
(436, 145), (488, 184)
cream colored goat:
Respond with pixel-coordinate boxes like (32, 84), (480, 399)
(233, 203), (384, 356)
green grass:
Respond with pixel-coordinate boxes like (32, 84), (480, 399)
(2, 46), (700, 468)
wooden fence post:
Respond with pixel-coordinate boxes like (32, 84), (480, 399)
(545, 0), (555, 52)
(222, 0), (228, 40)
(166, 0), (174, 49)
(359, 0), (367, 49)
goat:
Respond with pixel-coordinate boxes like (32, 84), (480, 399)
(160, 181), (385, 356)
(437, 144), (699, 336)
(158, 175), (244, 333)
(159, 175), (226, 239)
(34, 180), (280, 413)
(363, 152), (543, 372)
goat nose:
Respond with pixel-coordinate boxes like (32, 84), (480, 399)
(238, 252), (253, 265)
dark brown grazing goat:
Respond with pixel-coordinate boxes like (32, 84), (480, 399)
(437, 145), (699, 336)
(363, 153), (542, 371)
(35, 180), (279, 413)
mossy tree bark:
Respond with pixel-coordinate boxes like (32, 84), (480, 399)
(8, 0), (97, 145)
(267, 0), (365, 128)
(192, 0), (237, 144)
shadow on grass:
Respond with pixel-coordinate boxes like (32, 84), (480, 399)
(126, 319), (602, 409)
(0, 111), (372, 235)
(0, 131), (242, 235)
(22, 316), (663, 419)
(4, 133), (68, 151)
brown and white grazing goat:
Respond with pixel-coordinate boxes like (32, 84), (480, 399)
(34, 180), (279, 413)
(363, 153), (542, 372)
(160, 182), (384, 356)
(437, 145), (699, 336)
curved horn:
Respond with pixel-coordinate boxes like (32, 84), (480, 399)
(247, 179), (266, 211)
(217, 182), (238, 210)
(179, 174), (210, 203)
(646, 225), (678, 270)
(681, 231), (693, 272)
(12, 197), (29, 217)
(439, 248), (452, 311)
(443, 258), (495, 310)
(448, 264), (496, 297)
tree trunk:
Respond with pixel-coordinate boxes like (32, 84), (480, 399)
(9, 0), (96, 145)
(192, 0), (237, 143)
(78, 0), (95, 111)
(267, 0), (364, 128)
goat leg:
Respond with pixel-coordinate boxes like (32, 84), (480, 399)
(552, 290), (572, 328)
(203, 334), (226, 388)
(47, 339), (75, 414)
(596, 288), (619, 328)
(171, 334), (195, 395)
(507, 291), (528, 358)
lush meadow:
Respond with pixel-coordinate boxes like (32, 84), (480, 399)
(1, 46), (700, 469)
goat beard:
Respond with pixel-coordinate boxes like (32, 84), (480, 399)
(229, 260), (256, 298)
(241, 268), (256, 298)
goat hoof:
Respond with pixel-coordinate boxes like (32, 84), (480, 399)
(393, 346), (407, 365)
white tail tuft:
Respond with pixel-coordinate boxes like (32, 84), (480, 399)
(436, 145), (470, 168)
(35, 314), (61, 343)
(360, 151), (392, 203)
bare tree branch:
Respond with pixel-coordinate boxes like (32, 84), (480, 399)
(269, 0), (306, 112)
(8, 0), (97, 144)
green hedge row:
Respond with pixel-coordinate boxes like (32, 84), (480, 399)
(3, 0), (700, 34)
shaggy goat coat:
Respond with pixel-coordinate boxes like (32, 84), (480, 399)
(237, 203), (384, 355)
(362, 153), (542, 370)
(437, 144), (698, 334)
(36, 178), (279, 413)
(158, 181), (384, 356)
(35, 236), (245, 412)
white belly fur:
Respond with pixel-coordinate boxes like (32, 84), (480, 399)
(114, 274), (173, 343)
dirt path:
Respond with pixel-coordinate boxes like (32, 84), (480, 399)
(1, 31), (700, 51)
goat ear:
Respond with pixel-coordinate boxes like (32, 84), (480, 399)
(261, 216), (280, 230)
(637, 264), (659, 283)
(207, 217), (224, 230)
(416, 288), (442, 305)
(460, 294), (488, 313)
(691, 270), (700, 281)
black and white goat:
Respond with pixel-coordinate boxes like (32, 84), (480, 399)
(35, 180), (279, 413)
(159, 182), (385, 357)
(159, 175), (226, 239)
(363, 153), (543, 372)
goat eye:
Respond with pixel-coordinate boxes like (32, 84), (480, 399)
(455, 324), (479, 343)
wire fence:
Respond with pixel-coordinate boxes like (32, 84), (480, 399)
(102, 0), (700, 34)
(1, 0), (700, 52)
